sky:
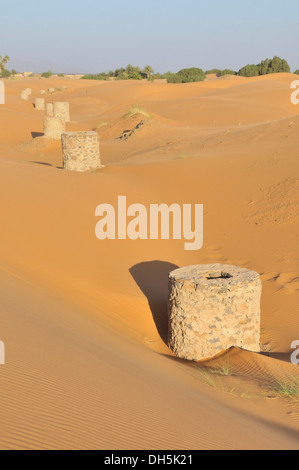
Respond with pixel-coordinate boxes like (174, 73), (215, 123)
(1, 0), (298, 74)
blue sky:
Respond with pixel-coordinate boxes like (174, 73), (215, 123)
(1, 0), (298, 73)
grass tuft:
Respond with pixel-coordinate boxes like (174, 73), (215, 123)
(271, 376), (299, 401)
(96, 121), (108, 129)
(123, 106), (150, 119)
(217, 360), (233, 377)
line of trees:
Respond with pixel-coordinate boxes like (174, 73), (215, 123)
(208, 69), (236, 77)
(81, 56), (295, 84)
(238, 56), (291, 77)
(82, 65), (155, 81)
(205, 57), (292, 78)
(1, 54), (298, 82)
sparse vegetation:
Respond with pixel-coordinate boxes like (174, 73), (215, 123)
(41, 70), (53, 78)
(271, 376), (299, 401)
(0, 54), (10, 77)
(166, 67), (206, 84)
(238, 64), (260, 77)
(205, 69), (236, 77)
(238, 56), (290, 77)
(194, 359), (299, 403)
(165, 72), (183, 83)
(123, 106), (150, 119)
(115, 65), (143, 80)
(78, 56), (291, 86)
(217, 69), (236, 77)
(57, 73), (64, 77)
(1, 69), (11, 78)
(96, 121), (108, 129)
(205, 69), (222, 75)
(0, 55), (10, 72)
(217, 360), (233, 376)
(294, 70), (299, 75)
(143, 65), (154, 80)
(194, 364), (253, 398)
(81, 73), (109, 80)
(82, 65), (150, 81)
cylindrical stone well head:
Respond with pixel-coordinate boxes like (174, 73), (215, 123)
(168, 264), (262, 361)
(61, 131), (101, 172)
(43, 116), (65, 140)
(53, 102), (70, 122)
(20, 90), (29, 101)
(35, 97), (45, 111)
(46, 103), (54, 116)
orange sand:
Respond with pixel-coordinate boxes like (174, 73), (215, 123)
(0, 74), (298, 449)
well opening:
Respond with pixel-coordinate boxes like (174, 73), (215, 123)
(206, 271), (233, 280)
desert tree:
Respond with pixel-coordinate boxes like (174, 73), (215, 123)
(238, 64), (259, 77)
(143, 65), (154, 80)
(0, 55), (10, 72)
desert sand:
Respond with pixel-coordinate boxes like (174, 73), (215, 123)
(0, 73), (298, 449)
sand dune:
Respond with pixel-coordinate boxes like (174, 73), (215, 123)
(0, 74), (298, 449)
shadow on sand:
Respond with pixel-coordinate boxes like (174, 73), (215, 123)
(31, 132), (44, 139)
(31, 161), (63, 170)
(130, 260), (179, 344)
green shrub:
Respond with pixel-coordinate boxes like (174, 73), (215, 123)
(126, 70), (143, 80)
(238, 57), (290, 77)
(258, 56), (290, 74)
(217, 69), (236, 77)
(258, 59), (271, 75)
(117, 65), (143, 80)
(57, 73), (64, 77)
(205, 69), (221, 75)
(1, 69), (11, 77)
(295, 70), (299, 75)
(177, 67), (205, 83)
(238, 64), (260, 77)
(152, 72), (164, 80)
(81, 73), (109, 80)
(166, 73), (182, 83)
(41, 70), (53, 78)
(166, 68), (205, 83)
